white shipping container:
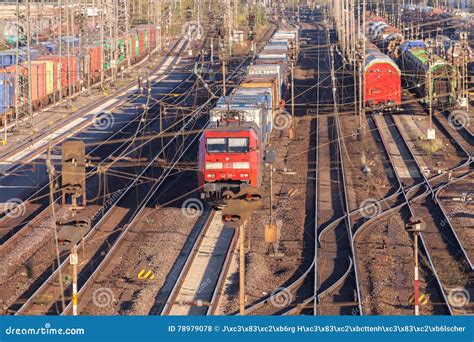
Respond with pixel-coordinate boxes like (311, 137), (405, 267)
(248, 64), (283, 90)
(263, 44), (289, 50)
(210, 106), (265, 130)
(257, 53), (288, 60)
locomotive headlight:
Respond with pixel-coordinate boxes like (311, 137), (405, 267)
(207, 173), (216, 178)
(240, 173), (249, 178)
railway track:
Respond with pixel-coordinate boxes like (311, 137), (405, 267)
(436, 172), (474, 266)
(0, 38), (190, 249)
(67, 24), (278, 316)
(159, 210), (237, 315)
(352, 114), (443, 315)
(7, 37), (199, 315)
(371, 110), (473, 315)
(316, 115), (360, 315)
(11, 23), (277, 316)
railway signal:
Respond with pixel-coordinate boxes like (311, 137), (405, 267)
(221, 187), (262, 228)
(406, 216), (426, 316)
(56, 218), (90, 254)
(61, 141), (87, 209)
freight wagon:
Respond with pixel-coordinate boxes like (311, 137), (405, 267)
(364, 43), (402, 109)
(399, 47), (456, 107)
(0, 24), (157, 124)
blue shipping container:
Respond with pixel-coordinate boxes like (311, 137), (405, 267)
(0, 72), (15, 114)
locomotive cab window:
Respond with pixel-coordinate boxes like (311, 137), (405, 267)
(228, 138), (249, 153)
(206, 138), (227, 153)
(206, 138), (249, 153)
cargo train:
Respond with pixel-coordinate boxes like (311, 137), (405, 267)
(198, 29), (298, 200)
(0, 25), (157, 122)
(364, 14), (469, 109)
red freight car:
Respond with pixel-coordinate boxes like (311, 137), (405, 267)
(88, 45), (102, 83)
(37, 55), (79, 94)
(138, 31), (145, 57)
(364, 43), (401, 110)
(149, 26), (157, 50)
(6, 62), (48, 109)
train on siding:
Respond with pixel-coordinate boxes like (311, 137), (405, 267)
(398, 47), (456, 107)
(363, 42), (402, 110)
(198, 29), (298, 200)
(0, 25), (157, 123)
(364, 12), (472, 110)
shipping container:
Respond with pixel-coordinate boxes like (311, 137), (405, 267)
(248, 64), (284, 87)
(0, 50), (25, 68)
(240, 76), (281, 114)
(7, 62), (47, 109)
(88, 44), (102, 81)
(210, 99), (271, 143)
(30, 62), (48, 107)
(0, 71), (15, 115)
(37, 60), (56, 95)
(37, 55), (79, 93)
(255, 57), (288, 82)
(138, 31), (145, 56)
(149, 26), (157, 50)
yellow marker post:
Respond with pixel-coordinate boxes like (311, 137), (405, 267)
(69, 246), (79, 316)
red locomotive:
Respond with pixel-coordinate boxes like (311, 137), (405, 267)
(198, 122), (263, 200)
(198, 28), (298, 200)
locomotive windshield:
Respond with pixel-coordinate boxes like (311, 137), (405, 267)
(206, 138), (227, 153)
(228, 138), (248, 153)
(206, 138), (249, 153)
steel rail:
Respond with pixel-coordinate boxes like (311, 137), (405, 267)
(391, 111), (473, 271)
(0, 39), (190, 250)
(373, 113), (454, 315)
(60, 23), (275, 316)
(14, 39), (199, 315)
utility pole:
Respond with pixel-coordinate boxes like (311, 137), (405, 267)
(289, 41), (296, 140)
(25, 0), (34, 131)
(59, 0), (65, 101)
(65, 0), (73, 108)
(14, 0), (20, 129)
(426, 38), (435, 140)
(100, 1), (105, 88)
(239, 224), (245, 315)
(406, 217), (426, 316)
(70, 245), (79, 316)
(459, 32), (469, 110)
